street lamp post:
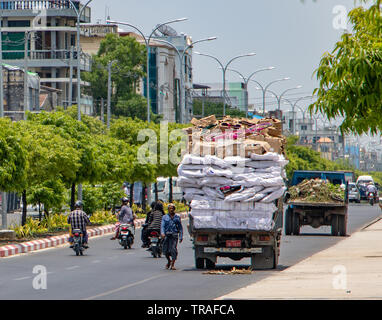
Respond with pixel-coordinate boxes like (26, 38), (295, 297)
(225, 67), (275, 117)
(69, 0), (94, 122)
(282, 95), (314, 135)
(250, 78), (291, 116)
(69, 0), (94, 202)
(107, 18), (188, 123)
(153, 37), (217, 123)
(194, 52), (256, 116)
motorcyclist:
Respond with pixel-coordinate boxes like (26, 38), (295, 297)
(67, 201), (91, 249)
(141, 201), (156, 248)
(366, 182), (378, 202)
(147, 201), (165, 243)
(110, 197), (135, 240)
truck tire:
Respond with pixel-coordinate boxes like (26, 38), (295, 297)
(205, 258), (216, 270)
(338, 215), (347, 236)
(331, 215), (339, 236)
(285, 208), (292, 235)
(195, 258), (205, 269)
(292, 212), (300, 235)
(250, 247), (275, 270)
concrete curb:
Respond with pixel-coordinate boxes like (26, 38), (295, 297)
(0, 212), (189, 258)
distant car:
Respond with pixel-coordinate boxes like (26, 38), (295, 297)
(348, 182), (361, 203)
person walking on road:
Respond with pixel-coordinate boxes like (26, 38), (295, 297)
(161, 203), (183, 270)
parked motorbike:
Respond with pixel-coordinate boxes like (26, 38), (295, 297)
(148, 230), (162, 258)
(118, 223), (135, 249)
(368, 192), (376, 206)
(72, 229), (86, 256)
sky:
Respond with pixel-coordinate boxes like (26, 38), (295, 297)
(89, 0), (360, 112)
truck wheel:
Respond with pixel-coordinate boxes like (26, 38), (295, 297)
(331, 215), (339, 236)
(338, 215), (347, 236)
(250, 247), (275, 270)
(195, 258), (205, 269)
(285, 208), (292, 235)
(205, 258), (216, 270)
(292, 212), (300, 235)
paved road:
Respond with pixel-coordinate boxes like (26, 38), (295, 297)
(0, 202), (380, 300)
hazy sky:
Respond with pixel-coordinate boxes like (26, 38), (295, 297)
(89, 0), (359, 111)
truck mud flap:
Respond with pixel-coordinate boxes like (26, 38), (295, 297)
(250, 246), (276, 270)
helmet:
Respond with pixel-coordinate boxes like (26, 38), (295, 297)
(75, 200), (83, 208)
(121, 197), (129, 203)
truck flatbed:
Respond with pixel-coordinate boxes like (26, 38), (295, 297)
(287, 201), (345, 207)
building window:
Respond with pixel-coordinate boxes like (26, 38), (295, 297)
(8, 20), (31, 27)
(301, 125), (307, 131)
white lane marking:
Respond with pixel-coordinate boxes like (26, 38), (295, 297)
(91, 260), (101, 264)
(13, 276), (31, 281)
(83, 273), (170, 300)
(66, 266), (80, 270)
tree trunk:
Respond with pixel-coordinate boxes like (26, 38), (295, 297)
(71, 183), (76, 211)
(21, 190), (27, 226)
(142, 183), (147, 213)
(129, 183), (134, 205)
(154, 182), (158, 202)
(169, 177), (173, 203)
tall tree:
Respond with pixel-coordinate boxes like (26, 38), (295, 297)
(310, 0), (382, 135)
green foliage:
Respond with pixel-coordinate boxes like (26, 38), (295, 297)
(310, 0), (382, 135)
(89, 211), (117, 225)
(0, 118), (28, 191)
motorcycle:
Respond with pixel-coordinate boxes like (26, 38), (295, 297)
(368, 192), (376, 206)
(148, 230), (162, 258)
(118, 223), (135, 249)
(72, 229), (86, 256)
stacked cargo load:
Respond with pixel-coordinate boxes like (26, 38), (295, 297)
(178, 115), (288, 232)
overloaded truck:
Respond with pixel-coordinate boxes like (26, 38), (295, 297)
(284, 170), (354, 237)
(178, 115), (288, 269)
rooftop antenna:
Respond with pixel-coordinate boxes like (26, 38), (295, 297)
(105, 5), (110, 23)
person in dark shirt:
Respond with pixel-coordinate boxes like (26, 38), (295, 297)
(141, 201), (156, 248)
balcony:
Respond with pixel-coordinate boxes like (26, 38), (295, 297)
(2, 48), (91, 71)
(0, 0), (91, 23)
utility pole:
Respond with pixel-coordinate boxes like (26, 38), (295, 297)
(107, 61), (112, 129)
(0, 20), (7, 230)
(68, 46), (74, 108)
(24, 31), (30, 120)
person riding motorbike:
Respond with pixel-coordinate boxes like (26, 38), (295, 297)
(147, 201), (165, 243)
(366, 182), (378, 202)
(110, 197), (135, 240)
(141, 201), (156, 248)
(67, 201), (91, 249)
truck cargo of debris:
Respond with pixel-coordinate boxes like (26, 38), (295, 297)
(178, 115), (288, 270)
(288, 178), (345, 203)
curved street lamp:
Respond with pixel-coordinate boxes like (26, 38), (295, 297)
(194, 51), (256, 116)
(153, 36), (217, 123)
(282, 95), (314, 135)
(224, 66), (275, 117)
(251, 78), (291, 116)
(107, 18), (188, 123)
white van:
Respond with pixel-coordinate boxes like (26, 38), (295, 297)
(152, 177), (183, 203)
(356, 175), (374, 185)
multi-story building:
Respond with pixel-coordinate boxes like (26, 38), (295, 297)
(199, 82), (246, 111)
(0, 0), (93, 113)
(2, 63), (40, 120)
(80, 23), (193, 123)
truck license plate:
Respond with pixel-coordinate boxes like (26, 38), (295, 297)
(226, 240), (241, 248)
(203, 247), (263, 254)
